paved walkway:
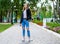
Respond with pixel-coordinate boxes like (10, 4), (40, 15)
(0, 22), (60, 44)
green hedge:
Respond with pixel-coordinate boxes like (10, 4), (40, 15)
(33, 19), (43, 23)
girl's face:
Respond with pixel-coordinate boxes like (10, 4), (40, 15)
(24, 4), (28, 9)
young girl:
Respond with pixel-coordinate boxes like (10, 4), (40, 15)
(20, 3), (31, 42)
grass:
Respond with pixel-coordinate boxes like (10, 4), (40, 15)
(46, 22), (60, 33)
(0, 24), (12, 32)
(46, 22), (60, 30)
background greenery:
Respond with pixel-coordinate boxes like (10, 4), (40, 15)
(0, 24), (12, 32)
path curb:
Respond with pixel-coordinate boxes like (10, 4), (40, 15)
(33, 23), (60, 38)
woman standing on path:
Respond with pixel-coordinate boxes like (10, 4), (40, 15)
(20, 3), (32, 42)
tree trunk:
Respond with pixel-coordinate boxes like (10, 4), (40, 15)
(0, 11), (2, 22)
(15, 11), (17, 23)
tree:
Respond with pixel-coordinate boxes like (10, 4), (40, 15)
(30, 0), (38, 9)
(57, 0), (60, 20)
(0, 0), (11, 22)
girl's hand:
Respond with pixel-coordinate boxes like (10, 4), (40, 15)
(20, 23), (22, 26)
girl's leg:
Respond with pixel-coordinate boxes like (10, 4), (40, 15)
(27, 27), (31, 42)
(22, 20), (25, 41)
(22, 27), (25, 40)
(27, 27), (30, 38)
(25, 20), (30, 40)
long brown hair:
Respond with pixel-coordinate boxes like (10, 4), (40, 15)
(23, 7), (25, 10)
(23, 3), (29, 11)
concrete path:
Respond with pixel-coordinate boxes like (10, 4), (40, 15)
(0, 22), (60, 44)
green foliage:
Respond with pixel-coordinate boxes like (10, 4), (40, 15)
(51, 0), (54, 1)
(0, 24), (12, 32)
(30, 0), (38, 6)
(41, 7), (47, 18)
(0, 0), (11, 10)
(57, 30), (60, 34)
(30, 0), (38, 9)
(47, 22), (60, 33)
(33, 19), (43, 23)
(47, 22), (60, 29)
(0, 0), (11, 17)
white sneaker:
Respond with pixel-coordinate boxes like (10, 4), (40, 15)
(28, 39), (33, 42)
(22, 37), (25, 42)
(22, 39), (25, 42)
